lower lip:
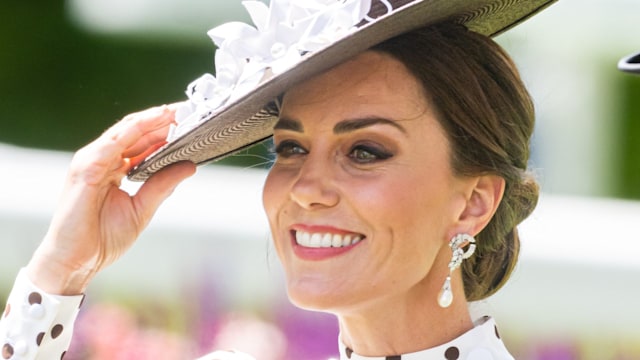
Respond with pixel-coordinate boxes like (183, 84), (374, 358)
(292, 238), (363, 261)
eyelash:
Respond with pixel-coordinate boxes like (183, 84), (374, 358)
(273, 140), (306, 157)
(273, 140), (393, 164)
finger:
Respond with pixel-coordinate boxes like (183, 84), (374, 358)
(69, 105), (176, 183)
(126, 141), (168, 169)
(93, 105), (176, 161)
(131, 161), (197, 227)
(74, 105), (174, 182)
(121, 124), (171, 159)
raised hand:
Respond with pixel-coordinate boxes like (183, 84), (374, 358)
(26, 105), (196, 295)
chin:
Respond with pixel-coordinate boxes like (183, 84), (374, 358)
(287, 282), (370, 315)
(284, 280), (353, 314)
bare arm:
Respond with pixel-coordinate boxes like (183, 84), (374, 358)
(25, 105), (196, 295)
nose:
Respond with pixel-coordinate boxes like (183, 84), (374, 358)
(289, 157), (339, 210)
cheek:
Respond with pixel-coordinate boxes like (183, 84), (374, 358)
(360, 169), (453, 251)
(262, 171), (289, 258)
(350, 171), (435, 227)
(262, 170), (283, 225)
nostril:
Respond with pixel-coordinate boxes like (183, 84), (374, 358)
(290, 178), (334, 209)
(290, 184), (340, 210)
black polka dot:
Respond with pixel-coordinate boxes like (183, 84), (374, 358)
(345, 347), (353, 359)
(444, 346), (460, 360)
(28, 292), (42, 305)
(2, 304), (9, 318)
(386, 356), (401, 360)
(79, 294), (86, 309)
(51, 324), (64, 339)
(36, 332), (45, 346)
(494, 325), (501, 339)
(60, 351), (66, 359)
(2, 343), (14, 359)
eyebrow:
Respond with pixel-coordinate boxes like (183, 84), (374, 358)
(273, 117), (304, 132)
(334, 117), (407, 134)
(274, 116), (407, 134)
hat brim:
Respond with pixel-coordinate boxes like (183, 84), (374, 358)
(618, 51), (640, 75)
(128, 0), (557, 181)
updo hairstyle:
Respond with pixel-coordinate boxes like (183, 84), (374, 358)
(373, 22), (539, 301)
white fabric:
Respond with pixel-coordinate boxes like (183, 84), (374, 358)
(0, 269), (83, 360)
(1, 272), (512, 360)
(0, 270), (257, 360)
(168, 0), (372, 142)
(338, 317), (515, 360)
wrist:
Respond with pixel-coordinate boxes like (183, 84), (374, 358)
(26, 246), (95, 295)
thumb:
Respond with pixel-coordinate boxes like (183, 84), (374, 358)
(132, 161), (197, 224)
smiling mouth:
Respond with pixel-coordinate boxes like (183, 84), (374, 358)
(294, 230), (363, 248)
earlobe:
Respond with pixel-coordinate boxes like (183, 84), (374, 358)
(457, 175), (505, 236)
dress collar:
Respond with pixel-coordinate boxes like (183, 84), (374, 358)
(337, 316), (514, 360)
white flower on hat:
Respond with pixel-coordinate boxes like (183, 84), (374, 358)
(168, 0), (372, 142)
(171, 47), (263, 139)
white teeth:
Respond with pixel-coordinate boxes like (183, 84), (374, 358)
(331, 234), (342, 247)
(300, 231), (310, 245)
(310, 233), (322, 247)
(321, 233), (332, 247)
(295, 231), (362, 248)
(342, 235), (351, 247)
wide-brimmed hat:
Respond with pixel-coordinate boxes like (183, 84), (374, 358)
(619, 51), (640, 75)
(128, 0), (557, 181)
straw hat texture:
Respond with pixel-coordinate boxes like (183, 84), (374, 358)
(129, 0), (557, 181)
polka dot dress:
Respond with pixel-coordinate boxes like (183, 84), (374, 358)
(0, 269), (84, 360)
(2, 269), (513, 360)
(338, 317), (514, 360)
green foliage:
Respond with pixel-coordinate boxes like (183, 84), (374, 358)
(0, 1), (206, 149)
(0, 1), (272, 168)
(616, 74), (640, 199)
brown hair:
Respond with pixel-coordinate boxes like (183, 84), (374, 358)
(373, 22), (539, 300)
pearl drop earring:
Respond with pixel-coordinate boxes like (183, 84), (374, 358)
(437, 233), (476, 308)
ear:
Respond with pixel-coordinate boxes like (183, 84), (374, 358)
(455, 174), (505, 236)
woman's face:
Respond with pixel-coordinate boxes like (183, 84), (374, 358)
(263, 51), (472, 313)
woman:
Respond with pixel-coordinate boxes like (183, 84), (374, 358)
(265, 24), (537, 359)
(1, 1), (545, 359)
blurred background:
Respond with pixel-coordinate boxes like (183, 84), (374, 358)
(1, 0), (639, 359)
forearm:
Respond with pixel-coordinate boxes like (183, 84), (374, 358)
(0, 105), (194, 360)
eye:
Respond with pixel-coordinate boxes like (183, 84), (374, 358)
(348, 144), (393, 163)
(274, 140), (307, 158)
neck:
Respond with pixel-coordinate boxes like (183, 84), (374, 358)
(336, 273), (473, 357)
